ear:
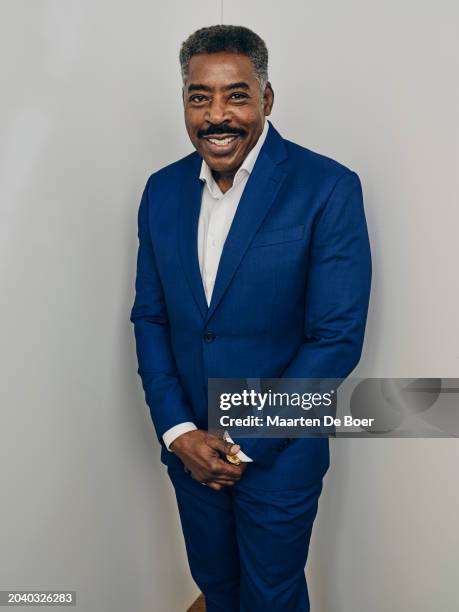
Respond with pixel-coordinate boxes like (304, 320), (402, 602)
(263, 82), (274, 116)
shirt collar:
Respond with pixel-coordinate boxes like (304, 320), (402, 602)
(199, 119), (270, 198)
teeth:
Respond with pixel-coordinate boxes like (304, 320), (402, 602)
(208, 136), (236, 146)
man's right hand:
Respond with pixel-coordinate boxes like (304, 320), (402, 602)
(170, 430), (246, 491)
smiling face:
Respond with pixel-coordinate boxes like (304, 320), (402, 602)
(183, 52), (274, 178)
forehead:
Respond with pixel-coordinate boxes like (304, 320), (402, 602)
(186, 52), (258, 89)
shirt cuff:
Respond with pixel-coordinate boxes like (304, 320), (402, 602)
(224, 431), (253, 462)
(163, 422), (197, 451)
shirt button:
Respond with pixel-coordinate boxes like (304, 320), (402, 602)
(203, 331), (216, 343)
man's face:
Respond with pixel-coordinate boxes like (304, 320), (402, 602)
(183, 52), (274, 175)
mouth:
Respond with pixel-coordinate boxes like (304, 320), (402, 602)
(201, 133), (242, 156)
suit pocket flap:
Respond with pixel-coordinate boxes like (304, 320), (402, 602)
(250, 224), (304, 248)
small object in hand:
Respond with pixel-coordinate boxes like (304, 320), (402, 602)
(226, 453), (242, 465)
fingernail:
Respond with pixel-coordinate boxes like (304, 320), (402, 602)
(230, 444), (240, 454)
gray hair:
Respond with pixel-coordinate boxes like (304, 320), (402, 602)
(179, 25), (269, 90)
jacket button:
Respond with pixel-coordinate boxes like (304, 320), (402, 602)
(203, 331), (216, 343)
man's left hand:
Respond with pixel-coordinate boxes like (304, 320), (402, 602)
(203, 460), (248, 490)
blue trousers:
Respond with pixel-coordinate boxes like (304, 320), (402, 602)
(167, 465), (323, 612)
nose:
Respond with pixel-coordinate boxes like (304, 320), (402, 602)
(205, 97), (231, 126)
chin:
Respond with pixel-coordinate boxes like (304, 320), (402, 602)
(201, 149), (233, 166)
(207, 158), (238, 173)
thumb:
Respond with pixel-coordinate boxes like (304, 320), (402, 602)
(206, 435), (240, 456)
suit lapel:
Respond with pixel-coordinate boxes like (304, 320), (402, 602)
(178, 153), (208, 319)
(205, 123), (288, 323)
(177, 122), (289, 323)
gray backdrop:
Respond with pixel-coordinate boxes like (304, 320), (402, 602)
(1, 1), (458, 611)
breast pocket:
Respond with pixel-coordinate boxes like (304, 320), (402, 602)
(249, 224), (305, 248)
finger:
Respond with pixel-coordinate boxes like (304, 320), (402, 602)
(207, 482), (223, 491)
(191, 470), (238, 487)
(189, 457), (240, 483)
(212, 459), (244, 480)
(206, 435), (240, 456)
(208, 459), (244, 480)
(208, 478), (236, 486)
(190, 471), (211, 485)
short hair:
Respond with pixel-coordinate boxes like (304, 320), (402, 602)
(179, 25), (269, 90)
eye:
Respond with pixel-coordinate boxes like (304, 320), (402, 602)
(230, 92), (248, 101)
(189, 95), (208, 103)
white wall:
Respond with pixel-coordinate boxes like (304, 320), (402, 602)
(1, 1), (458, 611)
(0, 2), (219, 611)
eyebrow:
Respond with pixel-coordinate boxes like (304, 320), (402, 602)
(187, 83), (211, 92)
(223, 82), (250, 91)
(187, 81), (251, 93)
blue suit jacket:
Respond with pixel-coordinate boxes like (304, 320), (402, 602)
(130, 121), (371, 490)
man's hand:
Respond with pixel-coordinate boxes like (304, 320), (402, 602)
(170, 430), (247, 490)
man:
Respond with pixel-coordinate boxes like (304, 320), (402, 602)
(130, 25), (371, 612)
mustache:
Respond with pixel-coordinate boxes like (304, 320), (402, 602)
(197, 124), (246, 138)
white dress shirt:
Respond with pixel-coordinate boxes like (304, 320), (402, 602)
(163, 119), (270, 461)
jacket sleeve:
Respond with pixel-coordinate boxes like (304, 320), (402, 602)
(130, 177), (195, 441)
(232, 170), (372, 467)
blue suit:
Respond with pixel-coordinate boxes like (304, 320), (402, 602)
(130, 121), (371, 610)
